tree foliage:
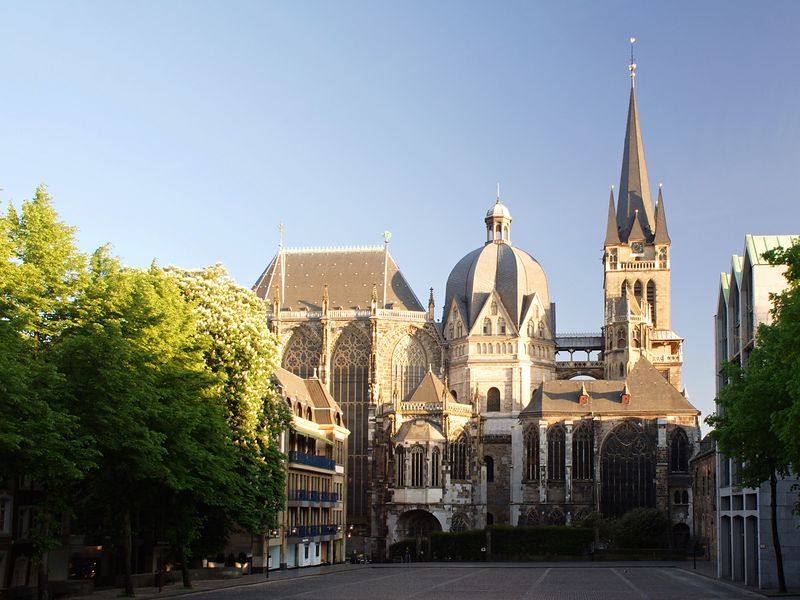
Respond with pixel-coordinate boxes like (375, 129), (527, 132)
(1, 189), (289, 595)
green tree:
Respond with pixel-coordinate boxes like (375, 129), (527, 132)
(165, 266), (290, 543)
(0, 187), (96, 600)
(58, 253), (234, 595)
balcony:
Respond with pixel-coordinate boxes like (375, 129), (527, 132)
(286, 524), (342, 540)
(287, 450), (336, 471)
(287, 489), (340, 505)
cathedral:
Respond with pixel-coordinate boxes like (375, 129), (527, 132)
(253, 64), (700, 559)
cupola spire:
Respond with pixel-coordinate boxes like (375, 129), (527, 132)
(484, 185), (512, 244)
(605, 186), (621, 246)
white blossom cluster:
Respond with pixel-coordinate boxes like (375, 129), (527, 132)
(164, 264), (283, 443)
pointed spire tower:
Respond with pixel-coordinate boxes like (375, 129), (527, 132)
(602, 39), (682, 391)
(616, 39), (655, 242)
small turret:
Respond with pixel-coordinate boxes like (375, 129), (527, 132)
(427, 287), (435, 321)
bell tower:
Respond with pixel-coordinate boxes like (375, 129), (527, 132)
(603, 45), (682, 389)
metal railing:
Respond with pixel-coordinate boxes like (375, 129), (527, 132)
(287, 450), (336, 471)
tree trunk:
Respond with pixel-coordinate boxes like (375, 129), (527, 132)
(36, 510), (52, 600)
(178, 546), (192, 589)
(769, 473), (787, 593)
(122, 508), (135, 597)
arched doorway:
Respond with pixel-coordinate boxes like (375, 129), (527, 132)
(396, 510), (442, 561)
(600, 421), (656, 518)
(672, 523), (690, 549)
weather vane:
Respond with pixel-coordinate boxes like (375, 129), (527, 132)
(629, 37), (637, 85)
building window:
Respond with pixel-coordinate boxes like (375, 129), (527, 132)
(483, 318), (492, 335)
(634, 280), (643, 307)
(621, 280), (628, 297)
(484, 455), (494, 482)
(392, 335), (427, 402)
(617, 327), (626, 349)
(572, 424), (594, 480)
(486, 387), (501, 412)
(525, 427), (539, 480)
(658, 247), (668, 268)
(0, 496), (11, 534)
(451, 513), (469, 532)
(281, 327), (322, 378)
(647, 280), (656, 325)
(431, 447), (440, 487)
(410, 446), (425, 487)
(395, 446), (406, 487)
(498, 317), (506, 335)
(547, 425), (566, 481)
(609, 248), (618, 269)
(600, 421), (656, 518)
(670, 429), (690, 472)
(449, 433), (470, 481)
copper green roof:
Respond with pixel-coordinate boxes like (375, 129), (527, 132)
(744, 234), (799, 266)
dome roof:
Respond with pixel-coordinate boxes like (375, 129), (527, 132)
(444, 242), (550, 330)
(486, 200), (512, 220)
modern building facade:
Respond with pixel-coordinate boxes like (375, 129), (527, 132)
(714, 234), (800, 589)
(254, 62), (701, 559)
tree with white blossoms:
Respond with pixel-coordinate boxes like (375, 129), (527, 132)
(165, 265), (290, 553)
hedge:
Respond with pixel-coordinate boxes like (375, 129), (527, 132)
(429, 526), (593, 561)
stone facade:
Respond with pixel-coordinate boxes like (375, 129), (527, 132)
(255, 69), (702, 559)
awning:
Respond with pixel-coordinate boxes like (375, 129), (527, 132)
(291, 422), (333, 445)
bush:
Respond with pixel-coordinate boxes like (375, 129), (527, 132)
(430, 529), (485, 560)
(614, 508), (668, 548)
(491, 525), (593, 558)
(389, 539), (416, 560)
(429, 526), (593, 561)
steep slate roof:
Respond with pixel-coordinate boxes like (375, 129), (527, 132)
(405, 371), (454, 405)
(604, 189), (621, 246)
(273, 366), (344, 425)
(521, 358), (698, 417)
(652, 187), (671, 245)
(744, 234), (799, 266)
(253, 246), (423, 312)
(393, 419), (446, 443)
(617, 84), (656, 242)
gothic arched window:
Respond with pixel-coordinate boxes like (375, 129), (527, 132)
(331, 327), (371, 521)
(658, 247), (668, 268)
(395, 445), (406, 487)
(621, 280), (628, 297)
(647, 280), (656, 325)
(282, 327), (321, 378)
(573, 424), (594, 480)
(670, 429), (690, 472)
(449, 433), (470, 481)
(600, 421), (656, 518)
(431, 447), (441, 487)
(538, 321), (545, 338)
(486, 387), (501, 412)
(451, 513), (469, 533)
(634, 280), (643, 306)
(410, 446), (425, 487)
(498, 317), (506, 335)
(483, 318), (492, 336)
(547, 425), (566, 481)
(392, 335), (427, 402)
(484, 455), (494, 482)
(528, 320), (534, 337)
(616, 327), (626, 349)
(525, 426), (539, 480)
(522, 508), (539, 526)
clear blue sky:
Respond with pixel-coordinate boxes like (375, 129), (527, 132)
(2, 1), (800, 428)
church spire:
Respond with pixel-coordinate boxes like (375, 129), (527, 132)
(617, 40), (655, 242)
(605, 186), (621, 246)
(653, 184), (671, 244)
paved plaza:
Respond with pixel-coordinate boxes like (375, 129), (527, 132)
(72, 563), (798, 600)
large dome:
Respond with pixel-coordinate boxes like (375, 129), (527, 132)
(444, 241), (551, 330)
